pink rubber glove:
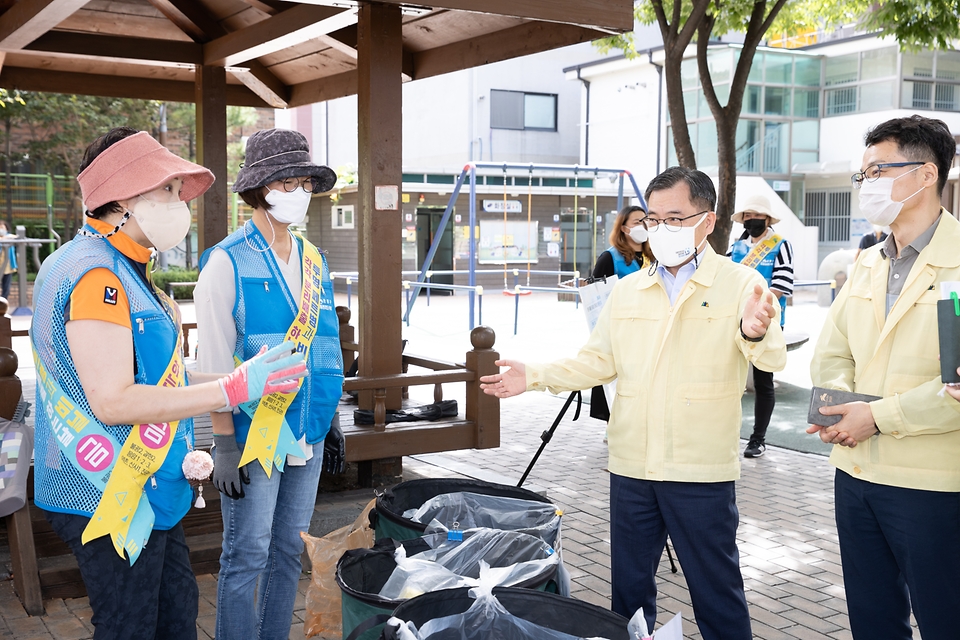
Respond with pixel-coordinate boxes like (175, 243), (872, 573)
(218, 341), (307, 408)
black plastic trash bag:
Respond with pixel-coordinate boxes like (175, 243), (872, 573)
(372, 479), (555, 542)
(383, 575), (630, 640)
(337, 531), (560, 640)
(405, 491), (562, 548)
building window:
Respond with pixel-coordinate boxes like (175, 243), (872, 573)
(332, 204), (354, 230)
(901, 50), (960, 112)
(490, 90), (557, 131)
(805, 190), (850, 242)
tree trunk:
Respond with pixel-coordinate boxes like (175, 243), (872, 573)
(663, 54), (696, 169)
(712, 113), (739, 253)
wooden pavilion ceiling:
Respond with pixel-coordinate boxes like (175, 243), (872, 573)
(0, 0), (632, 109)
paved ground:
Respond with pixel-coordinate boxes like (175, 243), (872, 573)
(0, 289), (920, 638)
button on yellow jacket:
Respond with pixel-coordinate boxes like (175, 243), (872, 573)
(526, 246), (786, 483)
(811, 211), (960, 492)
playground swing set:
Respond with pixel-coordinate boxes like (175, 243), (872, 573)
(403, 162), (649, 329)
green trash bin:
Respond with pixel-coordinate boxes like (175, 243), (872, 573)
(337, 530), (561, 640)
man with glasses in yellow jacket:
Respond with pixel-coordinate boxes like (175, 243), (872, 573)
(807, 115), (960, 639)
(481, 166), (786, 640)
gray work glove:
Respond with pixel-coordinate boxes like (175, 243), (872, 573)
(323, 413), (346, 475)
(213, 434), (250, 499)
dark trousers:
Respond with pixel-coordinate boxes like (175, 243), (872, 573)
(45, 510), (198, 640)
(609, 474), (751, 640)
(1, 272), (11, 300)
(751, 367), (775, 440)
(834, 470), (960, 640)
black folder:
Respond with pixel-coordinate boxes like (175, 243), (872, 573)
(938, 298), (960, 385)
(808, 387), (882, 427)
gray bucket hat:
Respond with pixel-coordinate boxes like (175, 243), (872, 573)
(233, 128), (337, 194)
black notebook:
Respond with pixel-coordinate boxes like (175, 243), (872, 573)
(938, 298), (960, 384)
(808, 387), (882, 427)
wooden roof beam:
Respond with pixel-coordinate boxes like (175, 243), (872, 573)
(0, 0), (89, 50)
(371, 0), (633, 33)
(288, 69), (356, 108)
(0, 66), (269, 107)
(146, 0), (227, 42)
(204, 4), (359, 67)
(25, 32), (202, 65)
(414, 22), (606, 81)
(230, 60), (290, 108)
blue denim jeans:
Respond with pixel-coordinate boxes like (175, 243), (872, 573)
(216, 443), (322, 640)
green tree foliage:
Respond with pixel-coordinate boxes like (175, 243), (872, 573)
(598, 0), (960, 251)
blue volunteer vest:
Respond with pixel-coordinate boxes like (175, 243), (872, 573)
(200, 223), (343, 445)
(606, 247), (642, 279)
(31, 230), (193, 529)
(730, 237), (787, 327)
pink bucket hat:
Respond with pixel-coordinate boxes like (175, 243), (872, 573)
(77, 131), (215, 211)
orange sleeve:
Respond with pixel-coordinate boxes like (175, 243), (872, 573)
(68, 268), (132, 329)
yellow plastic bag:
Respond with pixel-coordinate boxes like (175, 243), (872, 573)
(302, 498), (376, 638)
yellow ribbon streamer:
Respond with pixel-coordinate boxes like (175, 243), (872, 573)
(239, 239), (325, 477)
(81, 327), (185, 560)
(739, 234), (782, 270)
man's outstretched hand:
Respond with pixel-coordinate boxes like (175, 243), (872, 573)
(480, 359), (527, 398)
(741, 283), (776, 339)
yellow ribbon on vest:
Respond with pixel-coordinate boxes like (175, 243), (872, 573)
(239, 238), (325, 478)
(81, 327), (185, 559)
(740, 234), (782, 270)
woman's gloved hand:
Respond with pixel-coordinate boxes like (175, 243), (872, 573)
(213, 434), (250, 499)
(218, 341), (307, 408)
(323, 413), (346, 475)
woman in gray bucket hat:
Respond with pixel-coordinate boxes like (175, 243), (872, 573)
(194, 129), (345, 640)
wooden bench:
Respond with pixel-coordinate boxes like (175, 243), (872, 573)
(3, 305), (500, 613)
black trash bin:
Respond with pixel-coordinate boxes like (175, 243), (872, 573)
(372, 478), (559, 544)
(383, 586), (631, 640)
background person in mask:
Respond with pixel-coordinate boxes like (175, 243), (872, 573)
(807, 115), (960, 639)
(589, 204), (653, 421)
(480, 166), (786, 640)
(727, 193), (794, 458)
(855, 225), (887, 258)
(194, 128), (344, 640)
(31, 127), (306, 639)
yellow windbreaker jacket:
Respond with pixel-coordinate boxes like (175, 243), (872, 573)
(811, 211), (960, 492)
(526, 246), (787, 483)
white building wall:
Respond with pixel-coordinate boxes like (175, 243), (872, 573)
(819, 110), (960, 167)
(576, 59), (662, 182)
(296, 42), (604, 174)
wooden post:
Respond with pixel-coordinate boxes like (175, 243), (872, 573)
(336, 305), (355, 374)
(356, 2), (403, 410)
(465, 326), (500, 449)
(0, 299), (42, 615)
(195, 65), (228, 253)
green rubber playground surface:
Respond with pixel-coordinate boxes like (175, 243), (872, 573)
(740, 381), (833, 456)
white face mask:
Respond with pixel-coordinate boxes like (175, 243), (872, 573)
(647, 212), (709, 268)
(627, 225), (648, 244)
(265, 187), (311, 225)
(130, 197), (192, 252)
(858, 165), (924, 227)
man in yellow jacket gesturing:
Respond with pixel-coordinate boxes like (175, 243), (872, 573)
(808, 115), (960, 639)
(481, 167), (786, 640)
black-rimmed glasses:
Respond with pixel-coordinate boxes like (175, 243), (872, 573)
(641, 210), (709, 231)
(279, 177), (319, 193)
(851, 162), (924, 189)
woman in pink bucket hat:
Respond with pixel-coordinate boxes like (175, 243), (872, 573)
(30, 127), (307, 639)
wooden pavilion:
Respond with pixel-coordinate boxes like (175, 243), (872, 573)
(0, 0), (633, 612)
(0, 0), (631, 409)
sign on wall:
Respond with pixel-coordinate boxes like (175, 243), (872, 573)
(482, 199), (523, 213)
(477, 220), (539, 264)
